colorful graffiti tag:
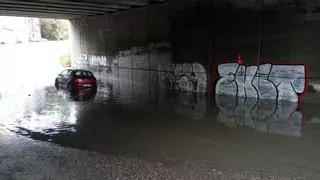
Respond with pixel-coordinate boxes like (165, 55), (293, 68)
(215, 63), (307, 102)
(158, 63), (207, 93)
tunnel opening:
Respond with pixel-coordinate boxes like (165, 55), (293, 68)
(0, 16), (71, 99)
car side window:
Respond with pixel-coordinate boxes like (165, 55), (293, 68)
(60, 70), (68, 76)
(60, 70), (73, 77)
(66, 70), (73, 77)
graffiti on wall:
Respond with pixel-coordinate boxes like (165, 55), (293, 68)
(215, 63), (307, 102)
(215, 59), (308, 137)
(158, 63), (207, 93)
(73, 54), (107, 69)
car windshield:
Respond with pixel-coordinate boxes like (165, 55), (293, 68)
(75, 70), (94, 78)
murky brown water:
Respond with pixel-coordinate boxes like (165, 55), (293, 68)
(0, 83), (320, 176)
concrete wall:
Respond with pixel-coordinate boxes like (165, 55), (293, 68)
(70, 0), (320, 104)
(70, 1), (209, 105)
(70, 3), (171, 103)
(211, 1), (320, 105)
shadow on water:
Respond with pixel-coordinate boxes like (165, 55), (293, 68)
(1, 83), (320, 176)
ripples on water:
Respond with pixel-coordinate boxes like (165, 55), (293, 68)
(0, 83), (320, 170)
(1, 83), (320, 139)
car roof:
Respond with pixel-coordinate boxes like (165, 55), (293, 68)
(67, 69), (92, 72)
(75, 69), (91, 72)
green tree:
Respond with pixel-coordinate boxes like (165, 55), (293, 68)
(59, 53), (71, 68)
(40, 19), (69, 40)
(56, 20), (69, 40)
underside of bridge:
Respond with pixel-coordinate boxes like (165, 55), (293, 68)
(0, 0), (168, 19)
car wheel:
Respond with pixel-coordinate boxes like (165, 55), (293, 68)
(55, 79), (59, 90)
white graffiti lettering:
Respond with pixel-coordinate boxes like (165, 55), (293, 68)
(215, 63), (306, 102)
(158, 63), (207, 93)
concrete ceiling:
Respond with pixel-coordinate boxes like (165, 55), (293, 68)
(0, 0), (168, 19)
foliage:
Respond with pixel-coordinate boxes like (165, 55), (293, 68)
(59, 53), (71, 68)
(40, 19), (69, 41)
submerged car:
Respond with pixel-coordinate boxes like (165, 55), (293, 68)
(55, 69), (97, 95)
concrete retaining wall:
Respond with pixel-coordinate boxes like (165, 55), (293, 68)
(70, 0), (320, 103)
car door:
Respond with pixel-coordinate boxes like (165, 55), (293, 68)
(58, 70), (73, 88)
(57, 70), (67, 85)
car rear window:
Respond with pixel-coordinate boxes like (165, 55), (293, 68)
(75, 70), (94, 78)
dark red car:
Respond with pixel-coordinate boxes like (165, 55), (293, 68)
(55, 69), (97, 96)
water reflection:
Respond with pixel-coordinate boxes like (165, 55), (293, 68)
(1, 82), (319, 142)
(1, 82), (320, 175)
(216, 95), (303, 137)
(159, 91), (207, 120)
(0, 87), (78, 136)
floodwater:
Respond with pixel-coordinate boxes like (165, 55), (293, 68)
(0, 82), (320, 177)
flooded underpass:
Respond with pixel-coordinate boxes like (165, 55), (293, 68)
(2, 1), (320, 178)
(0, 80), (320, 179)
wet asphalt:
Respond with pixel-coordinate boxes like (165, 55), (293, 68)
(0, 84), (320, 179)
